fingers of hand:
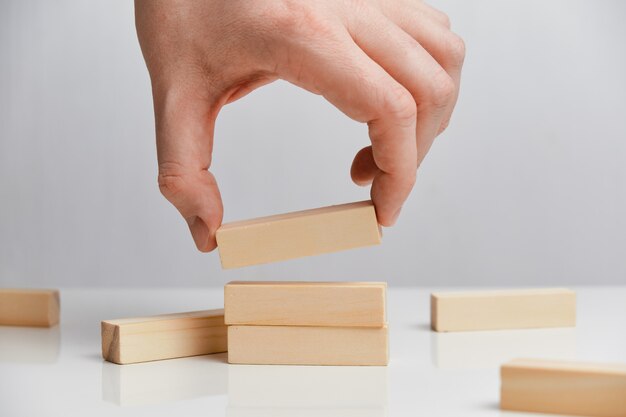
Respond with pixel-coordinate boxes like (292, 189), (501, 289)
(154, 85), (224, 252)
(278, 29), (418, 225)
(382, 0), (466, 139)
(351, 146), (377, 186)
(348, 6), (457, 167)
(158, 165), (223, 252)
(275, 1), (469, 225)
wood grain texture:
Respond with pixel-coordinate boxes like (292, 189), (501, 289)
(101, 309), (227, 365)
(501, 358), (626, 417)
(216, 200), (381, 269)
(0, 288), (60, 327)
(227, 325), (388, 366)
(431, 288), (576, 332)
(224, 281), (386, 327)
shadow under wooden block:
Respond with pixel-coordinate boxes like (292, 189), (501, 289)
(0, 326), (60, 363)
(431, 327), (577, 370)
(228, 365), (388, 408)
(101, 353), (228, 406)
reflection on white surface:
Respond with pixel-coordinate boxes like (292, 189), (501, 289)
(101, 353), (228, 406)
(1, 288), (624, 416)
(227, 365), (387, 417)
(432, 327), (577, 369)
(227, 407), (386, 417)
(0, 325), (60, 363)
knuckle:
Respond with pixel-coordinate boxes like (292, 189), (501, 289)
(438, 11), (451, 28)
(381, 84), (417, 124)
(446, 34), (466, 66)
(264, 1), (318, 36)
(426, 70), (456, 108)
(270, 5), (300, 32)
(157, 163), (188, 201)
(349, 0), (370, 14)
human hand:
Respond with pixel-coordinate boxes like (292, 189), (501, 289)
(135, 0), (465, 252)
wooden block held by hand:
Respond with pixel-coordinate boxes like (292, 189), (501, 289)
(102, 309), (227, 365)
(501, 358), (626, 417)
(216, 200), (381, 269)
(227, 325), (388, 366)
(431, 288), (576, 332)
(224, 281), (386, 327)
(0, 288), (60, 327)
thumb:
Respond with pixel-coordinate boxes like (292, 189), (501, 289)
(153, 85), (223, 252)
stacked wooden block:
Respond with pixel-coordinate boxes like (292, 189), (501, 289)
(224, 281), (389, 366)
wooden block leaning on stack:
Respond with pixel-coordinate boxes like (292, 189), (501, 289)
(225, 281), (388, 366)
(101, 309), (227, 364)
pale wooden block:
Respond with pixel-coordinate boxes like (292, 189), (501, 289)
(224, 281), (386, 327)
(101, 309), (227, 364)
(228, 325), (388, 366)
(216, 200), (381, 269)
(431, 288), (576, 332)
(0, 288), (60, 327)
(501, 358), (626, 417)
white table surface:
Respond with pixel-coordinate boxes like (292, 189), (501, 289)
(1, 287), (625, 417)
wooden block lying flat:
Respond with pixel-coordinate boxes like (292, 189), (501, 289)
(228, 325), (388, 366)
(0, 288), (60, 327)
(216, 200), (381, 269)
(501, 358), (626, 417)
(431, 288), (576, 332)
(102, 309), (227, 364)
(224, 281), (386, 327)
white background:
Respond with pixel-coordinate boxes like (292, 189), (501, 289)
(1, 0), (625, 287)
